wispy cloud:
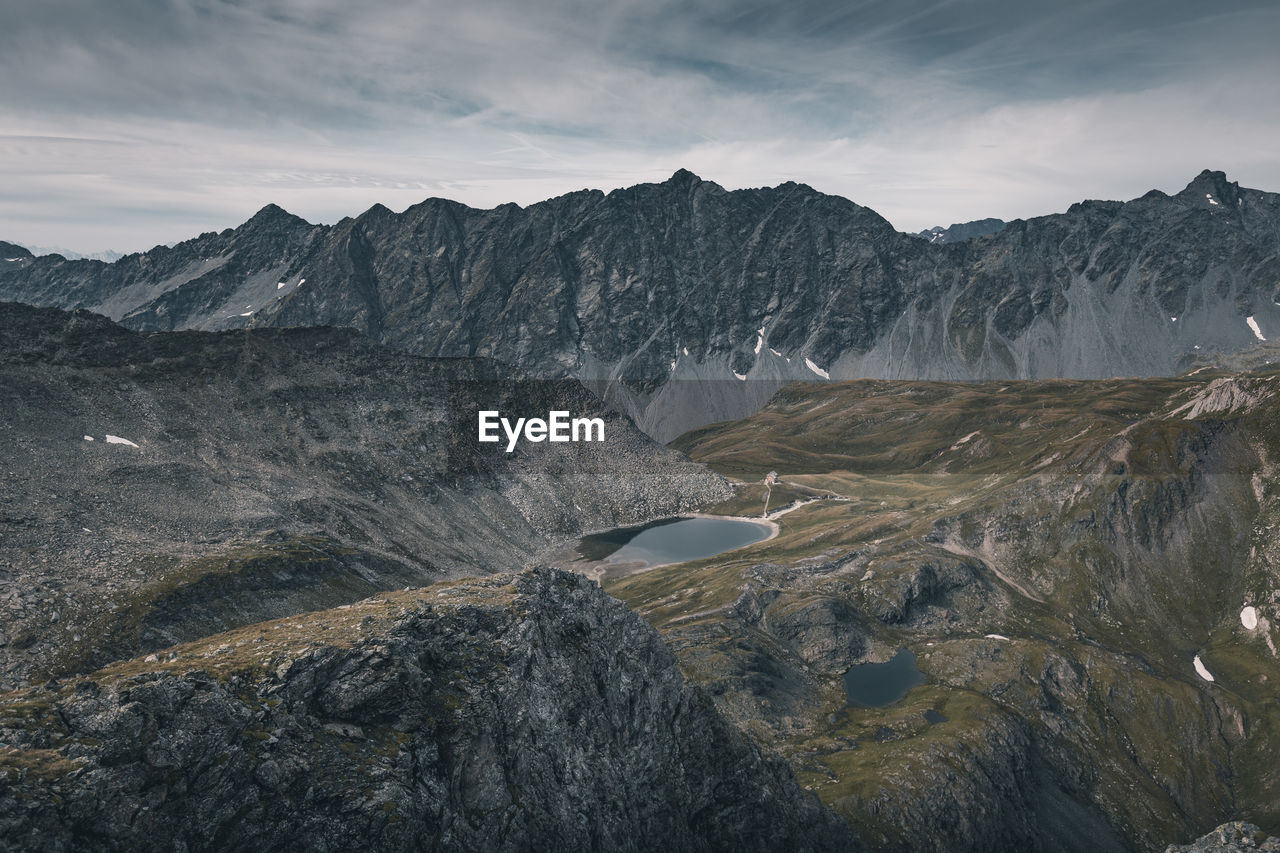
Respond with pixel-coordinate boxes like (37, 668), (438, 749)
(1, 0), (1277, 251)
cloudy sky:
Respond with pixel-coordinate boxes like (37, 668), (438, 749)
(2, 0), (1278, 253)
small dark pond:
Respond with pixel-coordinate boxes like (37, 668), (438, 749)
(843, 648), (926, 708)
(578, 516), (772, 568)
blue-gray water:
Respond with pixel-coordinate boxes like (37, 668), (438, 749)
(843, 648), (926, 708)
(578, 516), (772, 567)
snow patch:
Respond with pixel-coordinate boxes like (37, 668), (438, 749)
(682, 346), (689, 356)
(804, 358), (829, 379)
(1241, 606), (1258, 630)
(277, 281), (287, 289)
(670, 360), (676, 371)
(1170, 316), (1177, 322)
(769, 348), (782, 358)
(5, 257), (22, 262)
(732, 371), (748, 381)
(753, 326), (765, 355)
(1247, 316), (1266, 341)
(298, 278), (306, 286)
(1193, 655), (1215, 682)
(240, 311), (253, 317)
(104, 435), (139, 448)
(984, 634), (1010, 641)
(1206, 194), (1220, 206)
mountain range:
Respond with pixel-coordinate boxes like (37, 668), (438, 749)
(4, 169), (1279, 440)
(11, 245), (125, 264)
(5, 304), (1276, 850)
(5, 169), (1280, 851)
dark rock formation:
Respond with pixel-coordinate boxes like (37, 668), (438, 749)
(0, 569), (858, 852)
(4, 170), (1279, 439)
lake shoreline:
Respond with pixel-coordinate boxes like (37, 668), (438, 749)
(558, 514), (779, 584)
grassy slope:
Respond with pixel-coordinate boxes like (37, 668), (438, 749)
(608, 371), (1280, 850)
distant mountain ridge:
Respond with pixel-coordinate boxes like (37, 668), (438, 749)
(3, 168), (1278, 440)
(17, 243), (125, 263)
(915, 217), (1006, 244)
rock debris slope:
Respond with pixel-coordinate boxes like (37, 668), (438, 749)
(0, 569), (856, 852)
(3, 170), (1279, 439)
(0, 302), (727, 688)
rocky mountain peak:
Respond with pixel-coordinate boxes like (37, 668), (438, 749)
(358, 202), (394, 220)
(666, 167), (704, 187)
(241, 202), (311, 231)
(3, 169), (1280, 440)
(1178, 169), (1242, 208)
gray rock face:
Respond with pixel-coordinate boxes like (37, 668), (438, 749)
(1166, 823), (1280, 852)
(0, 303), (728, 687)
(4, 170), (1279, 440)
(0, 569), (857, 852)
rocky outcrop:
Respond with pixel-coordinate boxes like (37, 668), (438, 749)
(4, 170), (1279, 439)
(1166, 823), (1280, 852)
(0, 569), (856, 853)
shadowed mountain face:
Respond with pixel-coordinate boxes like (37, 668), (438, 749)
(3, 170), (1279, 440)
(0, 302), (728, 688)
